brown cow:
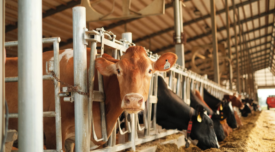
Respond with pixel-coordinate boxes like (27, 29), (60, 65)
(223, 94), (244, 127)
(5, 46), (177, 151)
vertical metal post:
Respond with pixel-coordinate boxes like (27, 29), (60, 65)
(232, 0), (240, 93)
(237, 7), (244, 94)
(0, 0), (4, 150)
(176, 74), (182, 98)
(53, 40), (62, 151)
(18, 0), (43, 151)
(73, 7), (90, 152)
(210, 0), (220, 84)
(173, 0), (185, 67)
(225, 0), (233, 90)
(88, 40), (97, 143)
(122, 32), (137, 150)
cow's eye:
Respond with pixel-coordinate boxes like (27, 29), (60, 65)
(117, 69), (120, 74)
(149, 69), (152, 74)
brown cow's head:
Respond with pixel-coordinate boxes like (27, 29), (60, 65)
(223, 95), (244, 109)
(95, 46), (177, 113)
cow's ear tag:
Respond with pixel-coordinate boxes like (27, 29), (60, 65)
(197, 113), (202, 123)
(164, 59), (170, 70)
(220, 104), (223, 110)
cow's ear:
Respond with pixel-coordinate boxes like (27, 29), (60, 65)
(196, 105), (204, 123)
(95, 57), (116, 76)
(154, 52), (177, 71)
(102, 53), (119, 63)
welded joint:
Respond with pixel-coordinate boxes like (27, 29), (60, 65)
(46, 60), (54, 74)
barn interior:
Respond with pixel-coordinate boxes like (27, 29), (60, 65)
(2, 0), (275, 152)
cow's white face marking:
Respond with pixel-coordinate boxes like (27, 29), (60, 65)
(49, 48), (74, 63)
(229, 102), (233, 112)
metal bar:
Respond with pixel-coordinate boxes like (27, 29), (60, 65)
(5, 75), (53, 82)
(9, 111), (56, 118)
(12, 150), (58, 152)
(18, 0), (43, 151)
(0, 0), (4, 149)
(53, 40), (62, 151)
(226, 0), (233, 90)
(5, 37), (61, 47)
(88, 40), (97, 143)
(237, 7), (244, 93)
(92, 130), (179, 152)
(233, 0), (240, 93)
(73, 6), (90, 152)
(152, 74), (158, 131)
(173, 0), (185, 67)
(153, 8), (274, 54)
(135, 0), (258, 44)
(176, 74), (182, 97)
(210, 0), (220, 84)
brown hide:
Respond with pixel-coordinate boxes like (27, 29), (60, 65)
(223, 94), (244, 108)
(234, 110), (243, 126)
(5, 50), (124, 150)
(220, 119), (232, 136)
(5, 47), (177, 151)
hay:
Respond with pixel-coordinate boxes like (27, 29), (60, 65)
(122, 111), (275, 152)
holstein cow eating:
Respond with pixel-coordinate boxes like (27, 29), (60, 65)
(5, 46), (177, 151)
(192, 90), (226, 141)
(240, 98), (253, 117)
(223, 94), (244, 127)
(203, 89), (237, 136)
(156, 76), (219, 150)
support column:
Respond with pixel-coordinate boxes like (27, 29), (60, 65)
(232, 0), (240, 92)
(237, 7), (244, 94)
(173, 0), (185, 67)
(0, 0), (4, 149)
(73, 7), (90, 152)
(226, 0), (233, 89)
(210, 0), (220, 84)
(18, 0), (43, 151)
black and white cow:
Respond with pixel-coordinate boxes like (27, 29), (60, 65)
(190, 91), (226, 141)
(156, 76), (219, 150)
(203, 89), (237, 129)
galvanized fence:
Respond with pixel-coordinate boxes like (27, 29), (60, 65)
(71, 7), (233, 152)
(3, 6), (234, 152)
(5, 37), (63, 152)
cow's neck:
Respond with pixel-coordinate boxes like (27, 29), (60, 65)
(103, 75), (124, 138)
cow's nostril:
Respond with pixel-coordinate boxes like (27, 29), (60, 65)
(125, 99), (130, 104)
(138, 99), (143, 104)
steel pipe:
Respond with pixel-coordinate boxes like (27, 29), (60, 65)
(0, 0), (4, 149)
(18, 0), (43, 151)
(173, 0), (185, 67)
(73, 6), (90, 152)
(210, 0), (220, 84)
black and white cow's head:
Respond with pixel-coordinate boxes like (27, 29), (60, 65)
(240, 101), (252, 117)
(189, 105), (219, 150)
(221, 100), (237, 129)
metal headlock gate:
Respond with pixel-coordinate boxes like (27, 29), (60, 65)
(5, 37), (63, 152)
(71, 6), (234, 152)
(2, 5), (234, 152)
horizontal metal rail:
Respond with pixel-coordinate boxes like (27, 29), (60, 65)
(5, 37), (61, 47)
(5, 75), (53, 82)
(9, 111), (56, 118)
(92, 130), (178, 152)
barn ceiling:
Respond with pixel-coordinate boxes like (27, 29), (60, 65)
(4, 0), (275, 82)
